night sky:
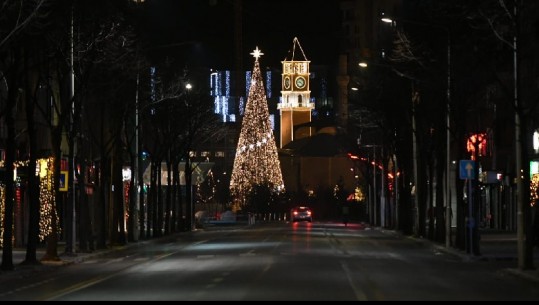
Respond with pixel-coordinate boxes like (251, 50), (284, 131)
(142, 0), (342, 70)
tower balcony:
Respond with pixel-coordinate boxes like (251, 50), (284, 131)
(277, 101), (315, 110)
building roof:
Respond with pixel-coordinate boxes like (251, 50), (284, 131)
(280, 132), (355, 157)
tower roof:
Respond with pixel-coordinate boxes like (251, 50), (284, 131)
(283, 37), (309, 62)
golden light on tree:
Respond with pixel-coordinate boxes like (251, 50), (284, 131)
(0, 184), (5, 247)
(38, 157), (60, 241)
(229, 47), (284, 209)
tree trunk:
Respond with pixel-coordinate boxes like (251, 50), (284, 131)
(96, 159), (108, 249)
(164, 158), (172, 235)
(78, 158), (91, 252)
(155, 162), (163, 237)
(128, 151), (137, 242)
(41, 149), (62, 262)
(185, 157), (193, 231)
(1, 54), (19, 271)
(172, 159), (181, 232)
(23, 50), (41, 265)
(111, 137), (126, 246)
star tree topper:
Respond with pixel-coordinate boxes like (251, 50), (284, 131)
(250, 46), (264, 60)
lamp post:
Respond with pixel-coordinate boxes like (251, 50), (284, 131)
(512, 4), (528, 270)
(381, 16), (452, 246)
(133, 72), (140, 242)
(185, 83), (195, 231)
(411, 89), (420, 237)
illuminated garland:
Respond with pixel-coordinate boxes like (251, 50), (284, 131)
(38, 157), (60, 241)
(195, 169), (216, 205)
(531, 173), (539, 207)
(124, 182), (130, 220)
(230, 48), (284, 207)
(0, 160), (30, 168)
(0, 185), (17, 248)
(0, 184), (5, 247)
(0, 158), (61, 243)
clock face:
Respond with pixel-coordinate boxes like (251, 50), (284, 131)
(295, 76), (306, 89)
(284, 76), (291, 90)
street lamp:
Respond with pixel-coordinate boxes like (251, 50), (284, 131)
(184, 83), (195, 231)
(381, 15), (452, 246)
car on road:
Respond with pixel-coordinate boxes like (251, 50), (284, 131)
(290, 206), (313, 222)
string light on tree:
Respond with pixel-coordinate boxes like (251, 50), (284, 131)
(230, 47), (284, 209)
(38, 157), (60, 241)
(0, 157), (60, 244)
(0, 184), (5, 247)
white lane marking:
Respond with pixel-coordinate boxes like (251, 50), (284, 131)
(341, 261), (368, 301)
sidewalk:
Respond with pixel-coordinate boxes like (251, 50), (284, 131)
(0, 224), (246, 282)
(0, 242), (132, 285)
(401, 228), (539, 283)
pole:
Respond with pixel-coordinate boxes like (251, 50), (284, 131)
(381, 146), (386, 228)
(70, 8), (76, 254)
(394, 152), (399, 229)
(445, 34), (452, 248)
(185, 83), (195, 231)
(133, 72), (140, 241)
(513, 4), (525, 269)
(373, 146), (377, 226)
(412, 90), (420, 237)
(191, 183), (195, 231)
(363, 144), (381, 226)
(468, 178), (473, 254)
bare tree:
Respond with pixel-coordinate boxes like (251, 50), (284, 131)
(139, 67), (223, 234)
(0, 0), (51, 271)
(470, 0), (537, 270)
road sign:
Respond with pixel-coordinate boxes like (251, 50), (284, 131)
(459, 160), (475, 180)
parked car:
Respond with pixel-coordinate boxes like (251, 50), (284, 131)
(290, 206), (313, 222)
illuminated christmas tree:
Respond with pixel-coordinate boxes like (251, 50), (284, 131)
(230, 47), (284, 208)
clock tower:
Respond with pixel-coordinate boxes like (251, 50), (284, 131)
(278, 37), (314, 148)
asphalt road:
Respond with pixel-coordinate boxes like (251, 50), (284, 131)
(1, 221), (538, 301)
